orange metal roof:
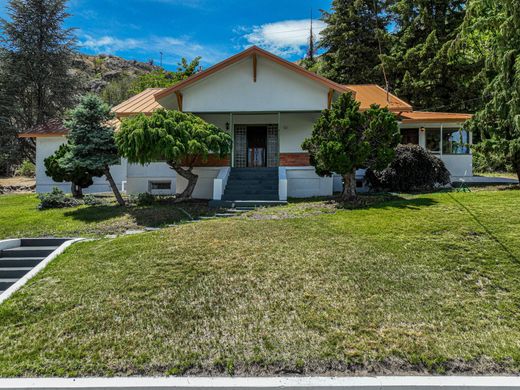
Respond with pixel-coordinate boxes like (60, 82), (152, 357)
(399, 111), (472, 123)
(154, 46), (352, 100)
(345, 85), (413, 112)
(112, 88), (164, 116)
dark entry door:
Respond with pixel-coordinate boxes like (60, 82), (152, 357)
(247, 126), (267, 167)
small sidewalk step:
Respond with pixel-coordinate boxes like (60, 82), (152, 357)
(0, 247), (56, 258)
(0, 279), (19, 290)
(20, 238), (69, 247)
(0, 267), (33, 278)
(0, 257), (44, 267)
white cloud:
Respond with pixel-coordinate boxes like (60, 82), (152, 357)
(241, 19), (326, 57)
(79, 34), (225, 65)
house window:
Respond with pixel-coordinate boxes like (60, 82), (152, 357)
(401, 128), (419, 145)
(442, 128), (470, 155)
(148, 181), (172, 194)
(150, 181), (171, 190)
(425, 129), (441, 153)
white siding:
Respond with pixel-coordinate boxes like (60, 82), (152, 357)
(161, 56), (330, 113)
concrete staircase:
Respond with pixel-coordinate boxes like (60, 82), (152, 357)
(0, 238), (69, 295)
(209, 168), (287, 208)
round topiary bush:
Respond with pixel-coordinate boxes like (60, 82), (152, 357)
(366, 144), (451, 192)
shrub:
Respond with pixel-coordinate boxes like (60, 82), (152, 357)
(82, 194), (103, 206)
(37, 187), (80, 210)
(472, 148), (513, 173)
(14, 160), (35, 177)
(366, 144), (451, 192)
(129, 192), (155, 206)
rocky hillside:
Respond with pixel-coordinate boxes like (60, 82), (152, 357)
(71, 53), (162, 94)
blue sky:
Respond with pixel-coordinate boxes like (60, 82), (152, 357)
(0, 0), (332, 69)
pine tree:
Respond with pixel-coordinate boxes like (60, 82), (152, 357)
(302, 93), (400, 200)
(0, 0), (78, 163)
(319, 0), (390, 85)
(386, 0), (482, 111)
(462, 0), (520, 181)
(60, 95), (125, 206)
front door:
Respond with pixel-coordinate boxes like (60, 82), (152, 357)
(233, 124), (279, 168)
(247, 126), (267, 167)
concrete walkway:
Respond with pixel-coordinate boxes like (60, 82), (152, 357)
(452, 175), (518, 187)
(0, 376), (519, 390)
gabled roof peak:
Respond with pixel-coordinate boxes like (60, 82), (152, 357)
(154, 46), (352, 100)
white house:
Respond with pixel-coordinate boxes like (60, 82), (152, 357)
(21, 46), (473, 202)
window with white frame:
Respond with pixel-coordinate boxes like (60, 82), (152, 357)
(442, 128), (470, 155)
(425, 128), (441, 153)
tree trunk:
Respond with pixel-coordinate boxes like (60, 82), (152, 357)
(104, 165), (125, 206)
(70, 183), (83, 199)
(169, 162), (199, 201)
(342, 171), (357, 201)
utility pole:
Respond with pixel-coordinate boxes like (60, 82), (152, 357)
(159, 51), (163, 68)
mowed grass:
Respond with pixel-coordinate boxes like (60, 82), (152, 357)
(0, 194), (214, 239)
(1, 189), (520, 376)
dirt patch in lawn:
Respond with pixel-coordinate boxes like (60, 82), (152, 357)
(0, 176), (35, 194)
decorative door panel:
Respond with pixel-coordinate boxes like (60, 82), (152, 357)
(266, 124), (279, 167)
(234, 125), (247, 168)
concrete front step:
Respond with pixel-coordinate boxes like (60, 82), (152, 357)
(0, 267), (32, 278)
(0, 257), (44, 267)
(222, 195), (279, 201)
(0, 247), (56, 258)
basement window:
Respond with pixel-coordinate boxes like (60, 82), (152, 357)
(148, 181), (172, 194)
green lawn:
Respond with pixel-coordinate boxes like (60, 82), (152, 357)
(0, 194), (215, 239)
(1, 190), (520, 376)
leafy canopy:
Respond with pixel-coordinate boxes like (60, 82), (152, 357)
(302, 92), (400, 177)
(115, 109), (232, 167)
(129, 57), (201, 95)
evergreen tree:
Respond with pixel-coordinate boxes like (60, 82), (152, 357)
(60, 95), (125, 206)
(319, 0), (390, 85)
(0, 0), (78, 163)
(116, 109), (232, 201)
(302, 93), (400, 200)
(385, 0), (482, 111)
(461, 0), (520, 181)
(44, 143), (104, 198)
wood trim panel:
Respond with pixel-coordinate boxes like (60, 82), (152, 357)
(253, 53), (257, 82)
(175, 91), (183, 112)
(327, 89), (334, 109)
